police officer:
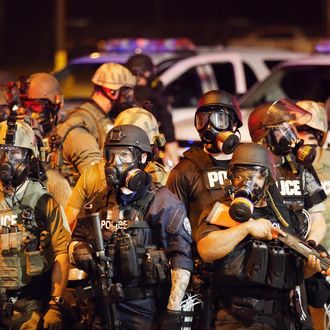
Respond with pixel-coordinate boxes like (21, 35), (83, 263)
(68, 124), (193, 329)
(0, 117), (70, 329)
(126, 53), (180, 167)
(65, 107), (168, 231)
(166, 89), (243, 240)
(197, 143), (325, 330)
(0, 84), (10, 122)
(248, 99), (327, 246)
(56, 63), (136, 186)
(18, 72), (73, 207)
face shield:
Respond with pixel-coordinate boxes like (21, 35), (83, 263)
(228, 165), (269, 222)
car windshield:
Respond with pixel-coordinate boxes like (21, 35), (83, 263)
(240, 65), (330, 108)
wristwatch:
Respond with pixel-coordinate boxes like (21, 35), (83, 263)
(50, 296), (64, 306)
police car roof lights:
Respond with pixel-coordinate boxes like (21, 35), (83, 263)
(314, 39), (330, 54)
(97, 38), (196, 54)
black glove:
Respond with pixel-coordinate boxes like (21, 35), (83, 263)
(159, 309), (183, 330)
(72, 242), (96, 276)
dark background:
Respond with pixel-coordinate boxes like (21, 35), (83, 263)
(0, 0), (327, 74)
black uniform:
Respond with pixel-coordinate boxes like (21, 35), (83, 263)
(166, 147), (230, 240)
(71, 178), (193, 329)
(197, 200), (305, 330)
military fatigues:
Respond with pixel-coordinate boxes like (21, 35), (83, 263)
(312, 148), (330, 251)
(166, 147), (230, 241)
(66, 159), (168, 215)
(197, 200), (305, 330)
(0, 179), (71, 329)
(71, 177), (193, 329)
(55, 99), (113, 186)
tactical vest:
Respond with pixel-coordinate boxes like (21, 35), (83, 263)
(0, 181), (50, 290)
(85, 183), (169, 287)
(215, 203), (304, 293)
(48, 101), (113, 186)
(183, 148), (230, 239)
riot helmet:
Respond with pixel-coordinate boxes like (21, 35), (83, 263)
(296, 100), (328, 147)
(226, 143), (275, 222)
(19, 73), (63, 134)
(126, 53), (155, 84)
(195, 90), (242, 154)
(103, 124), (152, 192)
(0, 117), (39, 188)
(114, 107), (166, 147)
(248, 99), (316, 166)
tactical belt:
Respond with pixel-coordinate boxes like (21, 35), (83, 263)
(122, 286), (156, 301)
(5, 286), (29, 298)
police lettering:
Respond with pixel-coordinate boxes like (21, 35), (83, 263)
(0, 214), (18, 226)
(207, 170), (227, 188)
(101, 219), (128, 231)
(276, 180), (302, 196)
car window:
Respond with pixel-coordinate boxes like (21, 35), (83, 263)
(164, 67), (202, 108)
(211, 62), (236, 94)
(55, 64), (101, 100)
(242, 63), (258, 89)
(264, 60), (282, 70)
(240, 65), (330, 108)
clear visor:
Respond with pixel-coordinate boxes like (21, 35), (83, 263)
(104, 146), (137, 165)
(0, 146), (29, 163)
(231, 166), (268, 190)
(272, 122), (299, 145)
(195, 110), (230, 131)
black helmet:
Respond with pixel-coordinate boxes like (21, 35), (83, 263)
(196, 90), (243, 128)
(126, 54), (154, 76)
(104, 124), (152, 154)
(229, 143), (276, 182)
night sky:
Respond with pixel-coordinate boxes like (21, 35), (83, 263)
(0, 0), (326, 72)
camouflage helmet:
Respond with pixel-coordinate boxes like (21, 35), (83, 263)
(248, 99), (312, 142)
(91, 63), (136, 90)
(229, 143), (276, 182)
(104, 124), (152, 154)
(114, 107), (165, 147)
(24, 73), (63, 105)
(296, 100), (328, 133)
(196, 90), (243, 128)
(0, 120), (39, 157)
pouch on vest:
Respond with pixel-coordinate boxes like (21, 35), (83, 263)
(0, 227), (10, 253)
(0, 254), (23, 288)
(266, 244), (285, 289)
(244, 240), (268, 284)
(143, 249), (168, 284)
(24, 236), (45, 276)
(119, 234), (140, 279)
(9, 226), (22, 253)
(283, 252), (304, 289)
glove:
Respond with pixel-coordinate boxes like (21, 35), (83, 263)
(72, 241), (96, 276)
(159, 309), (183, 330)
(43, 307), (62, 330)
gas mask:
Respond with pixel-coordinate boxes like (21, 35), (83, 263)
(195, 109), (239, 154)
(104, 146), (148, 193)
(107, 87), (136, 119)
(267, 122), (316, 166)
(0, 146), (30, 188)
(226, 166), (268, 222)
(22, 99), (59, 134)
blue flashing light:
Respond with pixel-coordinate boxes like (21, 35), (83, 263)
(315, 40), (330, 54)
(98, 38), (196, 53)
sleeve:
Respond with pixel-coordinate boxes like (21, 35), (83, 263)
(62, 127), (102, 175)
(150, 190), (193, 272)
(166, 159), (196, 214)
(66, 161), (106, 211)
(36, 194), (71, 257)
(303, 167), (327, 210)
(195, 204), (222, 243)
